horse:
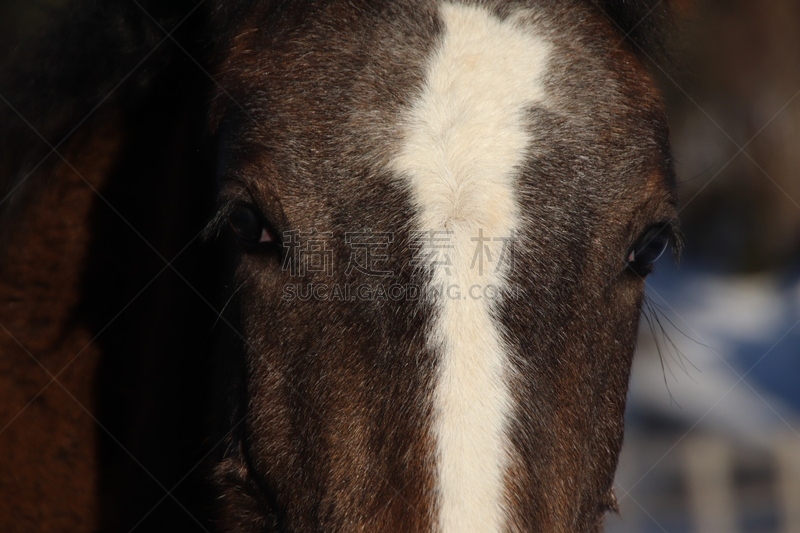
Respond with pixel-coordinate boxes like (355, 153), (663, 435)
(0, 0), (679, 531)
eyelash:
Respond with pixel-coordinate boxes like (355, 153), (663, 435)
(203, 198), (274, 241)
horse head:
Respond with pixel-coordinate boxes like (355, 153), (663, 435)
(207, 1), (678, 531)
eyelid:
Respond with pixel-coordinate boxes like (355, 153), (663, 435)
(217, 177), (288, 238)
(218, 177), (255, 205)
(633, 219), (681, 253)
(203, 182), (259, 242)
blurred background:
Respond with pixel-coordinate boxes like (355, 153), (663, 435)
(607, 1), (800, 532)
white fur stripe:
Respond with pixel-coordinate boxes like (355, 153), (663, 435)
(392, 3), (551, 532)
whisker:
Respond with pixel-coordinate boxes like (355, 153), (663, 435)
(640, 293), (711, 408)
(677, 159), (718, 185)
(647, 298), (714, 359)
(213, 276), (252, 332)
(641, 300), (679, 407)
(648, 300), (692, 378)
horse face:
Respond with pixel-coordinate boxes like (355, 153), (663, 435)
(210, 1), (678, 531)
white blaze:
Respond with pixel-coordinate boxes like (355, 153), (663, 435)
(391, 3), (550, 532)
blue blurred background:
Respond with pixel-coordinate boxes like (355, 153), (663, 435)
(608, 1), (800, 531)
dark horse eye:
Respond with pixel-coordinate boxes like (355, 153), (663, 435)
(228, 204), (273, 245)
(626, 224), (670, 276)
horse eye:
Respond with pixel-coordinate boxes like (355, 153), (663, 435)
(228, 204), (274, 245)
(626, 225), (670, 276)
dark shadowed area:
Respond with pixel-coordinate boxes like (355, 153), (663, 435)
(1, 0), (221, 530)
